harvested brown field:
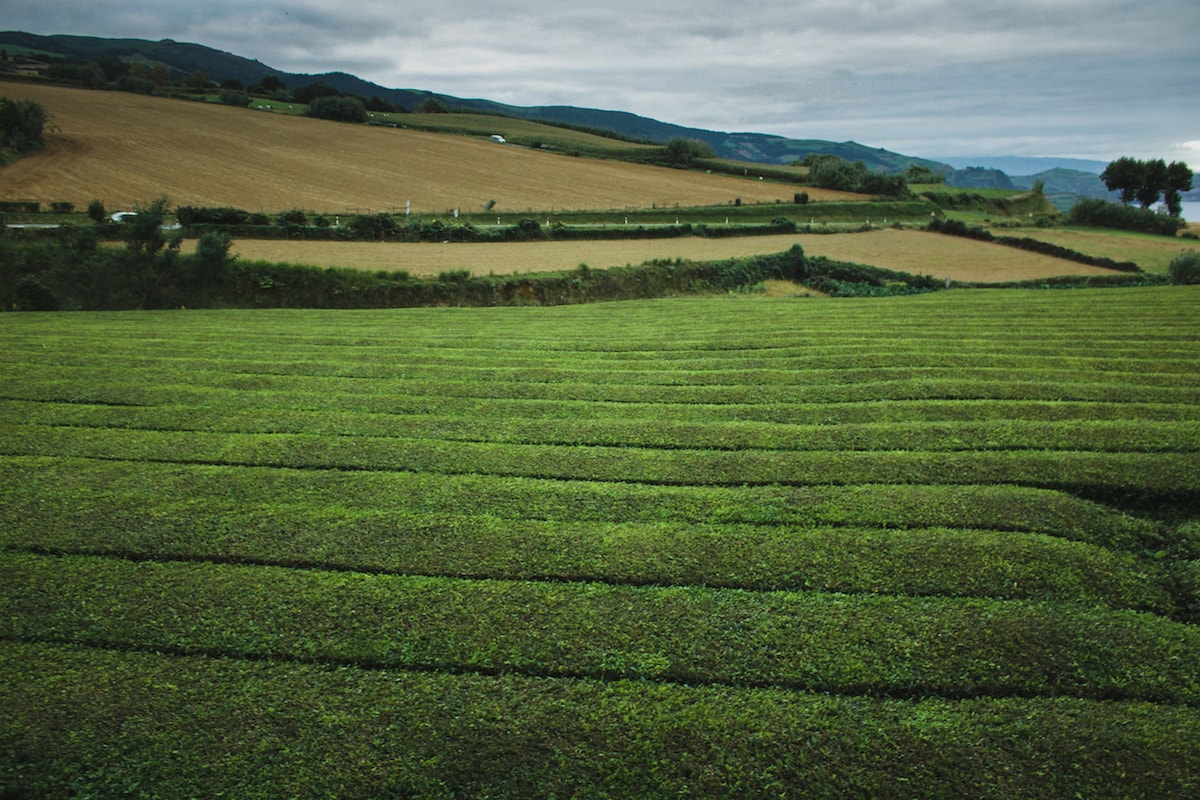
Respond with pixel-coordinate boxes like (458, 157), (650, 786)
(203, 228), (1132, 283)
(0, 81), (855, 212)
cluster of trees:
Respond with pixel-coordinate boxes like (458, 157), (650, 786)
(1067, 197), (1187, 237)
(4, 197), (238, 310)
(0, 97), (47, 154)
(796, 155), (910, 197)
(662, 138), (716, 166)
(305, 95), (369, 124)
(1100, 157), (1192, 216)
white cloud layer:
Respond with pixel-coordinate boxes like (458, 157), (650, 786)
(5, 0), (1198, 162)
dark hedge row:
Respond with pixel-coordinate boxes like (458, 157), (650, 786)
(4, 237), (959, 309)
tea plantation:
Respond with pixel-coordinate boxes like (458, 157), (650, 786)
(2, 287), (1199, 798)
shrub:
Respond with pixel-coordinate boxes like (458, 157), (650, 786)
(193, 230), (236, 281)
(277, 209), (308, 228)
(177, 206), (252, 227)
(1168, 250), (1200, 285)
(663, 138), (716, 166)
(305, 96), (368, 124)
(0, 96), (48, 152)
(348, 213), (398, 241)
(218, 89), (251, 108)
(87, 199), (107, 224)
(1068, 198), (1186, 236)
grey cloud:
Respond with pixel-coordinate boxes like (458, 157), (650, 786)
(5, 0), (1197, 161)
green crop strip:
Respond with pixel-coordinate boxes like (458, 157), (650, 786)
(5, 641), (1199, 799)
(4, 552), (1198, 703)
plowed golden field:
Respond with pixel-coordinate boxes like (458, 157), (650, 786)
(199, 228), (1129, 283)
(0, 81), (852, 212)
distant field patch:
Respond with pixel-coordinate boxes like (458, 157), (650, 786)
(997, 226), (1200, 274)
(207, 229), (1136, 283)
(0, 81), (830, 212)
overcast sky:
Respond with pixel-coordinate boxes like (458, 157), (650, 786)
(6, 0), (1199, 164)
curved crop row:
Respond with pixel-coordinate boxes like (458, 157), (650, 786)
(0, 456), (1164, 552)
(3, 425), (1196, 502)
(6, 641), (1199, 800)
(7, 403), (1199, 453)
(5, 553), (1198, 703)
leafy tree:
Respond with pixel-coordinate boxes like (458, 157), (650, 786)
(1100, 156), (1144, 205)
(121, 197), (182, 306)
(0, 97), (48, 152)
(663, 138), (716, 165)
(293, 82), (340, 105)
(807, 155), (869, 192)
(1135, 158), (1168, 209)
(185, 70), (212, 91)
(1101, 156), (1191, 214)
(219, 89), (251, 107)
(87, 199), (107, 224)
(47, 62), (105, 88)
(192, 230), (236, 285)
(366, 96), (402, 113)
(416, 97), (449, 114)
(905, 164), (946, 184)
(122, 197), (170, 258)
(305, 96), (367, 123)
(859, 171), (910, 198)
(1164, 161), (1194, 217)
(258, 75), (286, 93)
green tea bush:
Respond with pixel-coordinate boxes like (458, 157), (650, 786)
(1168, 250), (1200, 285)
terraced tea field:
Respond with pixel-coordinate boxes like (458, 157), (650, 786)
(3, 288), (1200, 798)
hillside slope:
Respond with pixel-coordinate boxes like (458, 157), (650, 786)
(0, 81), (834, 212)
(0, 31), (948, 171)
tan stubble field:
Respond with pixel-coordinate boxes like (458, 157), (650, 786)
(206, 229), (1133, 283)
(0, 81), (855, 212)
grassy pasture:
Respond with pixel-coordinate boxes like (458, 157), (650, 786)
(0, 81), (828, 212)
(194, 227), (1145, 282)
(366, 110), (659, 157)
(992, 225), (1200, 274)
(2, 287), (1200, 797)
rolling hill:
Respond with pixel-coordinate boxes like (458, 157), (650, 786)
(0, 80), (860, 211)
(0, 30), (948, 172)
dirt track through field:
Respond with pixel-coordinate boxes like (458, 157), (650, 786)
(0, 81), (848, 212)
(209, 228), (1130, 283)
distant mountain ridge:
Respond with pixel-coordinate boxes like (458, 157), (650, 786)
(939, 156), (1108, 175)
